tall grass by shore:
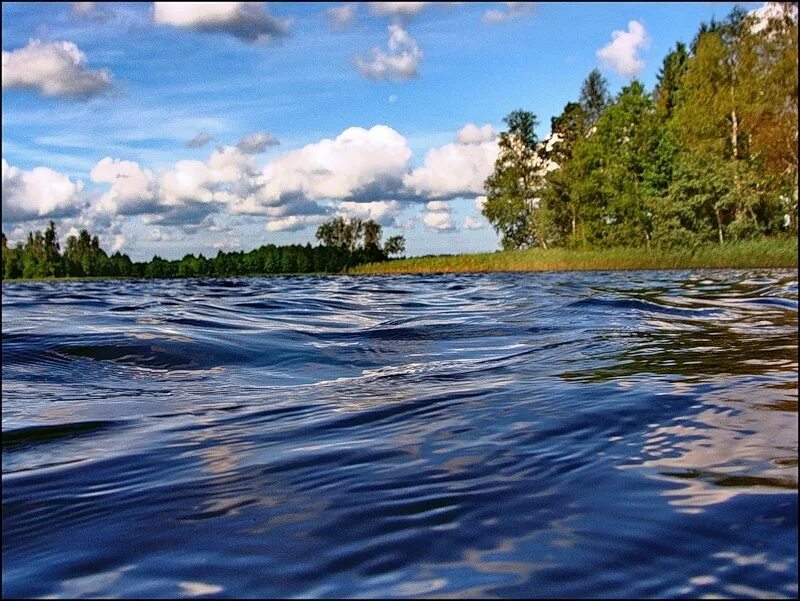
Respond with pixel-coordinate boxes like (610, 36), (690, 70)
(352, 238), (798, 274)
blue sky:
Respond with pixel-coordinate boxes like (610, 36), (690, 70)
(2, 2), (762, 261)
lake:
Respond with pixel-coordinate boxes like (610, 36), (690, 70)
(2, 271), (797, 598)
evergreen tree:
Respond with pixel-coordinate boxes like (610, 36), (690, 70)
(579, 69), (611, 127)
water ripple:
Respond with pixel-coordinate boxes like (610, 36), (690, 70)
(2, 270), (797, 598)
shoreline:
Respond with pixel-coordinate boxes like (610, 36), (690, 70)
(3, 240), (797, 282)
(353, 239), (798, 275)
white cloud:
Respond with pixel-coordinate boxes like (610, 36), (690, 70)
(596, 20), (649, 78)
(236, 130), (280, 154)
(153, 2), (290, 42)
(422, 200), (455, 232)
(422, 208), (455, 231)
(337, 200), (405, 226)
(474, 195), (487, 211)
(749, 2), (798, 33)
(186, 131), (214, 149)
(403, 130), (498, 200)
(265, 215), (327, 232)
(463, 215), (483, 230)
(110, 234), (126, 252)
(2, 39), (113, 99)
(210, 237), (242, 250)
(71, 2), (113, 21)
(253, 125), (413, 208)
(2, 159), (86, 221)
(482, 2), (535, 23)
(389, 93), (398, 103)
(29, 123), (501, 241)
(160, 145), (256, 207)
(71, 2), (114, 22)
(90, 157), (159, 215)
(149, 227), (177, 242)
(355, 24), (422, 82)
(326, 3), (357, 30)
(368, 2), (431, 20)
(456, 123), (496, 144)
(425, 200), (449, 211)
(89, 146), (258, 225)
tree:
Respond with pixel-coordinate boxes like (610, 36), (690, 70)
(482, 110), (551, 249)
(543, 102), (590, 241)
(579, 69), (611, 127)
(673, 5), (796, 241)
(383, 235), (406, 256)
(316, 216), (363, 250)
(315, 217), (393, 258)
(654, 42), (689, 117)
(362, 220), (382, 248)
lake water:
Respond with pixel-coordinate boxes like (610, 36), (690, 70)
(2, 271), (797, 598)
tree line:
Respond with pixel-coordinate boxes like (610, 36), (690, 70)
(483, 5), (798, 250)
(1, 217), (405, 279)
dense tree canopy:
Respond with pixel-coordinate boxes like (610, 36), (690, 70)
(483, 5), (798, 250)
(2, 218), (406, 280)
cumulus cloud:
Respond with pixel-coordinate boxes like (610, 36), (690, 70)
(71, 2), (114, 22)
(482, 2), (535, 23)
(42, 123), (500, 237)
(456, 123), (496, 144)
(355, 24), (422, 82)
(474, 195), (487, 211)
(266, 215), (328, 232)
(90, 157), (159, 215)
(110, 233), (126, 252)
(160, 145), (257, 207)
(368, 2), (432, 20)
(236, 130), (280, 154)
(149, 227), (178, 242)
(422, 200), (456, 231)
(596, 20), (649, 78)
(337, 200), (405, 226)
(88, 146), (259, 226)
(403, 128), (498, 200)
(326, 3), (357, 30)
(749, 2), (798, 33)
(186, 131), (214, 149)
(463, 215), (483, 230)
(254, 125), (413, 209)
(2, 39), (113, 99)
(153, 2), (290, 42)
(210, 237), (242, 250)
(2, 159), (86, 221)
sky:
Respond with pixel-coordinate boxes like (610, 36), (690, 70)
(2, 1), (764, 261)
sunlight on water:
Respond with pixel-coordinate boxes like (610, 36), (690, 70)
(2, 270), (797, 598)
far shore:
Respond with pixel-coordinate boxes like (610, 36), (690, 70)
(352, 239), (798, 275)
(3, 239), (797, 282)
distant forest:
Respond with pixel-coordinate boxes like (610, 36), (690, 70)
(482, 5), (798, 250)
(1, 217), (405, 279)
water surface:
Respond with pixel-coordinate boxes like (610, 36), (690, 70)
(2, 271), (797, 598)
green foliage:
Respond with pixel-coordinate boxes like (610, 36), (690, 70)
(654, 42), (689, 116)
(483, 4), (797, 252)
(3, 217), (405, 280)
(354, 238), (798, 274)
(383, 235), (406, 256)
(482, 109), (552, 250)
(579, 69), (611, 126)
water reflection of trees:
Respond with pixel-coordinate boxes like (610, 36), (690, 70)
(560, 309), (797, 385)
(559, 293), (798, 511)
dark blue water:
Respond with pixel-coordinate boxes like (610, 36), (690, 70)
(2, 271), (797, 598)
